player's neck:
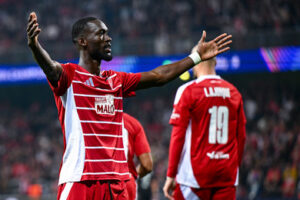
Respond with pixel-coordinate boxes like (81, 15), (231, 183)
(78, 52), (101, 75)
(196, 68), (216, 78)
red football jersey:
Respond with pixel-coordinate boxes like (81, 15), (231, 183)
(167, 75), (246, 188)
(122, 113), (151, 179)
(48, 63), (141, 185)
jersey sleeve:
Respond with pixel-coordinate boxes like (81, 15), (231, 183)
(48, 63), (76, 96)
(167, 125), (188, 178)
(167, 86), (192, 178)
(169, 86), (192, 126)
(133, 119), (151, 156)
(237, 99), (247, 166)
(116, 72), (141, 98)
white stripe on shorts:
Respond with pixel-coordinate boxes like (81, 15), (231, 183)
(180, 184), (200, 200)
(60, 182), (74, 200)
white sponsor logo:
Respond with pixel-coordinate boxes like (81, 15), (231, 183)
(85, 77), (94, 87)
(170, 112), (180, 120)
(204, 87), (230, 99)
(95, 95), (115, 115)
(206, 151), (229, 159)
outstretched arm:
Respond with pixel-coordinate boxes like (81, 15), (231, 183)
(136, 31), (232, 90)
(27, 12), (62, 87)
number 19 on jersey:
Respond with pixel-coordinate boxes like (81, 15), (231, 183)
(208, 106), (229, 144)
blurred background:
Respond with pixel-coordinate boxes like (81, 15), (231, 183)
(0, 0), (300, 199)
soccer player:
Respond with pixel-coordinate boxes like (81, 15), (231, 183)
(26, 11), (232, 200)
(163, 47), (246, 200)
(122, 113), (152, 200)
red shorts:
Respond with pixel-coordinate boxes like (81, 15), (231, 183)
(125, 175), (137, 200)
(57, 180), (128, 200)
(173, 183), (236, 200)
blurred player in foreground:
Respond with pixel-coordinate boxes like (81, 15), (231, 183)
(123, 113), (152, 200)
(163, 47), (246, 200)
(27, 11), (232, 200)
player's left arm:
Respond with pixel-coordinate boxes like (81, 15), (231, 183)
(136, 153), (153, 178)
(237, 99), (247, 165)
(136, 31), (232, 90)
(132, 116), (153, 178)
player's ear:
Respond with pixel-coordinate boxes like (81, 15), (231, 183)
(77, 37), (87, 48)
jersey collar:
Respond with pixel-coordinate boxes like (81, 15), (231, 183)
(196, 75), (221, 83)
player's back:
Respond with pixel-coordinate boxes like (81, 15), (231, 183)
(172, 75), (246, 188)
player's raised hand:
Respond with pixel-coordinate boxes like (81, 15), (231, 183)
(197, 31), (232, 60)
(27, 12), (41, 47)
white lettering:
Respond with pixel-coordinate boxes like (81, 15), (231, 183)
(170, 112), (180, 120)
(204, 87), (230, 99)
(206, 151), (229, 159)
(95, 95), (115, 115)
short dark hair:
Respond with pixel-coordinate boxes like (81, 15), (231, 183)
(72, 17), (97, 43)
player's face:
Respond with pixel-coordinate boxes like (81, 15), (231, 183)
(85, 20), (112, 61)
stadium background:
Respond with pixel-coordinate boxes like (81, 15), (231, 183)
(0, 0), (300, 199)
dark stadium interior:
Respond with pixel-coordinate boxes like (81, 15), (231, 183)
(0, 0), (300, 199)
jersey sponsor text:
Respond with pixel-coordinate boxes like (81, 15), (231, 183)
(95, 95), (115, 115)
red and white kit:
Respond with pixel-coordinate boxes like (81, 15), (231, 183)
(123, 113), (151, 200)
(167, 75), (246, 197)
(48, 63), (141, 185)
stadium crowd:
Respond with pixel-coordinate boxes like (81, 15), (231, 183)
(0, 0), (299, 59)
(0, 75), (299, 200)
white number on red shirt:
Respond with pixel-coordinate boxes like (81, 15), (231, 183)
(208, 106), (229, 144)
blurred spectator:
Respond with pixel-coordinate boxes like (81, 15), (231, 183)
(264, 163), (281, 197)
(282, 163), (297, 198)
(27, 184), (42, 200)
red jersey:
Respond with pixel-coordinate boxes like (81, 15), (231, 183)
(167, 75), (246, 188)
(122, 113), (151, 179)
(48, 63), (141, 185)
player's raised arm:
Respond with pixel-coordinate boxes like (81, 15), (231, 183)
(27, 12), (62, 87)
(136, 31), (232, 90)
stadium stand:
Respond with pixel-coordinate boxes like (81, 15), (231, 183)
(0, 0), (299, 63)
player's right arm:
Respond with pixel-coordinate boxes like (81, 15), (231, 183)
(27, 12), (62, 87)
(136, 152), (153, 178)
(163, 86), (191, 200)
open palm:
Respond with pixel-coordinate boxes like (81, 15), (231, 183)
(197, 31), (232, 61)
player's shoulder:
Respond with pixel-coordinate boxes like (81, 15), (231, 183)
(123, 112), (131, 121)
(174, 80), (197, 104)
(123, 113), (142, 131)
(123, 112), (139, 124)
(100, 69), (117, 76)
(220, 79), (243, 98)
(177, 79), (197, 92)
(61, 62), (78, 70)
(221, 79), (240, 92)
